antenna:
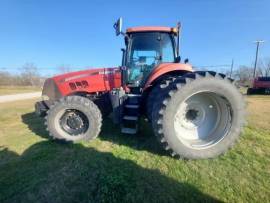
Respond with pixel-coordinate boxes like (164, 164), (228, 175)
(176, 22), (181, 57)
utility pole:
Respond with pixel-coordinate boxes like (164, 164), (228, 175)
(230, 59), (234, 78)
(253, 40), (265, 78)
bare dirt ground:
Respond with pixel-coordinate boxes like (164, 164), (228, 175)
(0, 92), (41, 103)
(0, 86), (41, 95)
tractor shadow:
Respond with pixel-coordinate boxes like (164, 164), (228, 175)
(0, 141), (221, 203)
(21, 112), (50, 139)
(99, 117), (169, 156)
(21, 113), (168, 156)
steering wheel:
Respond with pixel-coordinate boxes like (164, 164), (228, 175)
(131, 57), (139, 62)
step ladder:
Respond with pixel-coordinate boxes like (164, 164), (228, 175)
(121, 94), (141, 135)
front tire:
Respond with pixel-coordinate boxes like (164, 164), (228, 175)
(45, 96), (102, 142)
(152, 72), (245, 159)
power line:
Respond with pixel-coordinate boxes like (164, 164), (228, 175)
(194, 64), (231, 68)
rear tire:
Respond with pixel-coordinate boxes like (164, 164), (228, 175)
(45, 96), (102, 142)
(152, 72), (245, 159)
(146, 77), (175, 120)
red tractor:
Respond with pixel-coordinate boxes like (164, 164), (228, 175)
(247, 76), (270, 95)
(35, 18), (245, 159)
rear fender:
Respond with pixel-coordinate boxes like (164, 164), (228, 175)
(143, 63), (193, 90)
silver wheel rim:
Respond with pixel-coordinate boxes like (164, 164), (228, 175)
(54, 108), (90, 141)
(174, 91), (232, 149)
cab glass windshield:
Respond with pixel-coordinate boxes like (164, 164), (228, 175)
(127, 32), (175, 85)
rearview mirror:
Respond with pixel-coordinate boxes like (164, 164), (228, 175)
(175, 56), (181, 63)
(184, 58), (189, 64)
(113, 18), (122, 36)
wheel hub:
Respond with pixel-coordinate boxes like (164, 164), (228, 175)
(66, 113), (84, 130)
(174, 92), (232, 149)
(176, 103), (206, 131)
(185, 109), (199, 121)
(60, 110), (89, 136)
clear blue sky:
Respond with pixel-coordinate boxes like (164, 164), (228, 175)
(0, 0), (269, 75)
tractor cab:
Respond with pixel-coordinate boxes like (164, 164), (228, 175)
(114, 18), (180, 87)
(125, 29), (177, 87)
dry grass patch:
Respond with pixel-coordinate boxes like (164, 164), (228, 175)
(246, 95), (270, 130)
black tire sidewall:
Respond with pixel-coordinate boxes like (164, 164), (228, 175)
(47, 96), (101, 141)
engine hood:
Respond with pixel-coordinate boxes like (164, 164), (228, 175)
(43, 67), (122, 99)
(52, 67), (119, 83)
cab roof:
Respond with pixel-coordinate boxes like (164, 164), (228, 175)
(126, 26), (177, 34)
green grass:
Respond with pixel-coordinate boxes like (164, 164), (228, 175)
(0, 98), (270, 203)
(0, 86), (41, 95)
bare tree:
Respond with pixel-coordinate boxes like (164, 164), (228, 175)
(233, 65), (254, 86)
(0, 63), (44, 86)
(0, 71), (12, 85)
(257, 58), (270, 77)
(20, 63), (40, 86)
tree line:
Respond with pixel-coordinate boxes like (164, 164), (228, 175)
(231, 58), (270, 86)
(0, 59), (269, 87)
(0, 63), (44, 86)
(0, 63), (72, 87)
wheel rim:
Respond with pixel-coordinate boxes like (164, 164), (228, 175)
(174, 91), (232, 149)
(59, 109), (89, 136)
